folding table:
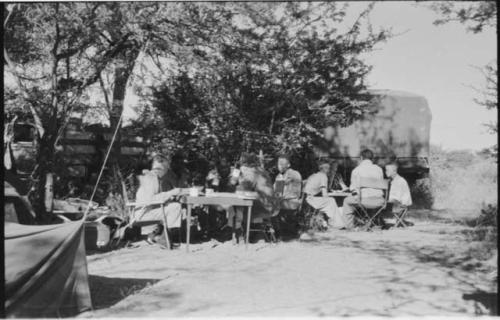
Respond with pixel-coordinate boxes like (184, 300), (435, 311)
(182, 194), (255, 252)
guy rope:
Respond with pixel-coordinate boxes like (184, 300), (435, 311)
(82, 112), (124, 220)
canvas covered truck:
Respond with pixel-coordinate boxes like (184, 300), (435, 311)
(316, 89), (432, 184)
(4, 117), (149, 196)
(6, 89), (431, 187)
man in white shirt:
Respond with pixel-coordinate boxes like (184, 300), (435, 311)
(132, 154), (183, 245)
(342, 149), (385, 229)
(273, 155), (303, 238)
(385, 162), (412, 215)
(274, 155), (302, 210)
(303, 159), (345, 229)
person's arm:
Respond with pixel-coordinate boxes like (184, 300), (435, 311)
(255, 174), (280, 214)
(388, 180), (398, 203)
(376, 166), (384, 179)
(282, 171), (301, 199)
(320, 173), (329, 197)
(349, 168), (359, 193)
(339, 176), (348, 191)
(290, 171), (303, 199)
(401, 179), (413, 206)
(151, 188), (181, 203)
(229, 167), (240, 186)
(273, 173), (281, 192)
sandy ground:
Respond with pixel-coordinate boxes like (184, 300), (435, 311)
(80, 214), (497, 317)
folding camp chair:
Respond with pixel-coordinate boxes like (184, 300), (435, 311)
(298, 193), (328, 232)
(124, 199), (173, 250)
(352, 178), (389, 231)
(392, 204), (410, 228)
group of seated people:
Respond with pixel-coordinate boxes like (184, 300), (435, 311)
(131, 148), (412, 245)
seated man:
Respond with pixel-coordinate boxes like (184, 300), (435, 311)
(273, 154), (302, 238)
(303, 159), (345, 229)
(227, 152), (280, 240)
(385, 162), (412, 225)
(131, 154), (183, 244)
(342, 149), (385, 229)
(274, 154), (302, 210)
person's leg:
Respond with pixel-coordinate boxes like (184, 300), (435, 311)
(306, 197), (337, 218)
(271, 213), (282, 239)
(235, 207), (243, 229)
(132, 207), (166, 244)
(207, 207), (221, 237)
(164, 202), (182, 228)
(342, 195), (359, 229)
(232, 207), (244, 243)
(306, 197), (345, 229)
(226, 206), (235, 228)
(135, 204), (181, 245)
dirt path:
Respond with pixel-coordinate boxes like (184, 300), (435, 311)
(81, 220), (497, 317)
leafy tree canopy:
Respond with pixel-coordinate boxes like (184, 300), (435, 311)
(428, 1), (497, 33)
(131, 2), (391, 178)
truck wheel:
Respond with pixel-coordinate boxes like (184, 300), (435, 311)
(409, 177), (433, 209)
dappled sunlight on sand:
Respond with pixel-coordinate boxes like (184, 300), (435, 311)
(81, 219), (497, 317)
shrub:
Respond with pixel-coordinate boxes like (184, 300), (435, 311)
(475, 203), (498, 228)
(429, 145), (497, 218)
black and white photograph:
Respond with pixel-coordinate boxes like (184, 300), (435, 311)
(3, 1), (498, 317)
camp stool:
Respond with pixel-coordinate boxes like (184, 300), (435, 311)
(352, 178), (390, 231)
(393, 205), (409, 227)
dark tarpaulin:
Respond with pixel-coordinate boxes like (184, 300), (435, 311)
(5, 214), (92, 317)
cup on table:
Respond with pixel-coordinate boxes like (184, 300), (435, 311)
(206, 188), (214, 196)
(189, 187), (199, 197)
(231, 168), (241, 178)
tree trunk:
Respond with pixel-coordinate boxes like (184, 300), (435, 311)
(104, 47), (139, 216)
(33, 4), (61, 221)
(32, 133), (58, 222)
(109, 48), (139, 161)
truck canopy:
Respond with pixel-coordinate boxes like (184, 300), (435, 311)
(320, 89), (432, 179)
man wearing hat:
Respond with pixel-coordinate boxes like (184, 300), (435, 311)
(131, 152), (184, 245)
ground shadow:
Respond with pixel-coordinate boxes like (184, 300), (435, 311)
(311, 227), (497, 315)
(462, 291), (498, 315)
(88, 275), (161, 310)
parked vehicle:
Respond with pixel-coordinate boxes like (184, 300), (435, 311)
(317, 89), (431, 184)
(5, 117), (148, 184)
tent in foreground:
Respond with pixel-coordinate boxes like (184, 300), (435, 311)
(4, 182), (92, 317)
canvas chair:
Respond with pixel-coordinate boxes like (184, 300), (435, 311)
(298, 192), (328, 232)
(352, 177), (390, 231)
(124, 200), (173, 249)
